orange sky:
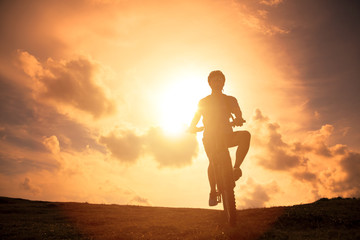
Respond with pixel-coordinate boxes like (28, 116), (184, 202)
(0, 0), (359, 209)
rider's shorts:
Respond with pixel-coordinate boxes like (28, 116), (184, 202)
(202, 133), (232, 166)
(203, 131), (249, 165)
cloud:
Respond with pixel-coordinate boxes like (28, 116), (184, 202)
(0, 127), (47, 153)
(260, 0), (284, 6)
(237, 178), (279, 209)
(144, 127), (198, 168)
(0, 64), (107, 180)
(293, 125), (334, 157)
(19, 177), (41, 195)
(128, 195), (151, 206)
(293, 171), (317, 183)
(252, 113), (301, 171)
(0, 154), (59, 176)
(99, 130), (143, 163)
(99, 127), (199, 168)
(16, 50), (44, 78)
(250, 109), (360, 200)
(253, 108), (269, 122)
(17, 50), (116, 118)
(234, 0), (289, 35)
(252, 110), (344, 172)
(42, 135), (60, 154)
(338, 152), (360, 196)
(0, 74), (37, 126)
(259, 148), (300, 171)
(257, 0), (360, 149)
(0, 80), (105, 153)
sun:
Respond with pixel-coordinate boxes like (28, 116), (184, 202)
(158, 70), (208, 135)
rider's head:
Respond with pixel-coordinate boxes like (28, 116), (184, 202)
(208, 70), (225, 91)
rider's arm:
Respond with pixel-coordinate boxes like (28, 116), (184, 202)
(190, 111), (201, 128)
(231, 98), (245, 126)
(188, 101), (203, 133)
(188, 111), (202, 133)
(232, 105), (243, 119)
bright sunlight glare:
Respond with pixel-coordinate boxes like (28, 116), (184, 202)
(158, 71), (209, 135)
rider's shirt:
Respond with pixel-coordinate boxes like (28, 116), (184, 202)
(198, 93), (239, 139)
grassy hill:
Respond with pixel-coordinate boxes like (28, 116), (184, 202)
(0, 196), (359, 240)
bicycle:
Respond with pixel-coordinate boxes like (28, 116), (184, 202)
(192, 117), (244, 226)
(212, 137), (237, 226)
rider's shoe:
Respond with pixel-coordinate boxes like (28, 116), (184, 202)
(233, 168), (242, 181)
(209, 192), (218, 207)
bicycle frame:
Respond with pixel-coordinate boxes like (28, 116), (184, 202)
(192, 116), (241, 226)
(212, 138), (237, 226)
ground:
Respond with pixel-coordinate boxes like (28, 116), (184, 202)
(0, 196), (359, 240)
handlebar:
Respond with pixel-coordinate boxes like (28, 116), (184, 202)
(231, 117), (246, 127)
(188, 126), (204, 133)
(188, 117), (246, 133)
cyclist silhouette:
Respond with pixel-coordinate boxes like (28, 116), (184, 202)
(189, 70), (251, 206)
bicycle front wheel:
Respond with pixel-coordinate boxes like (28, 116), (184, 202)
(222, 187), (236, 226)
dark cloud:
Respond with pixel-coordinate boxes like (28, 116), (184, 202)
(144, 127), (198, 168)
(338, 152), (360, 196)
(0, 61), (107, 178)
(19, 177), (41, 195)
(0, 128), (47, 153)
(0, 74), (36, 125)
(0, 75), (106, 153)
(0, 0), (70, 60)
(263, 0), (360, 148)
(128, 195), (151, 206)
(40, 57), (115, 118)
(259, 0), (283, 6)
(236, 0), (360, 149)
(99, 127), (199, 168)
(234, 0), (289, 35)
(35, 107), (107, 153)
(267, 123), (286, 148)
(293, 125), (334, 158)
(17, 51), (116, 118)
(252, 109), (360, 198)
(0, 154), (59, 176)
(254, 116), (301, 171)
(99, 130), (143, 163)
(293, 171), (317, 184)
(259, 149), (300, 171)
(238, 178), (278, 209)
(332, 144), (348, 156)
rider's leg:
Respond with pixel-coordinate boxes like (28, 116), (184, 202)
(203, 138), (217, 193)
(228, 131), (251, 168)
(208, 164), (216, 193)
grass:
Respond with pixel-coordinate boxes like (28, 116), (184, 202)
(0, 196), (359, 239)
